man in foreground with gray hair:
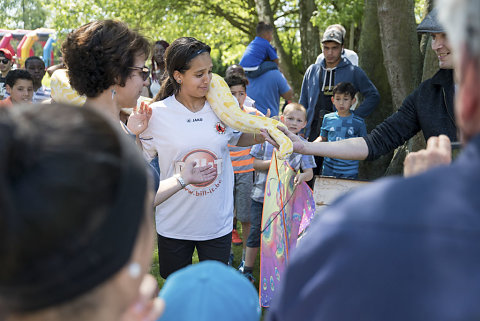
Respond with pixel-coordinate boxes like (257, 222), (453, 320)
(266, 1), (480, 319)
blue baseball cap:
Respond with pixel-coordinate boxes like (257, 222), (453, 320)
(157, 261), (261, 321)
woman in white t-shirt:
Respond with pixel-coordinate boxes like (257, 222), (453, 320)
(139, 37), (264, 279)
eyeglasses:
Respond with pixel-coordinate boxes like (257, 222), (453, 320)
(0, 58), (10, 64)
(129, 66), (150, 81)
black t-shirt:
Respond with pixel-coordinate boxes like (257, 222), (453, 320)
(308, 69), (335, 142)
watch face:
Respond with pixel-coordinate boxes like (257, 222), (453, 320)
(176, 175), (186, 188)
(451, 141), (462, 161)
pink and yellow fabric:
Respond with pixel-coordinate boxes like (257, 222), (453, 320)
(259, 151), (315, 307)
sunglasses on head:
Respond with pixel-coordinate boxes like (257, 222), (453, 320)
(129, 66), (150, 81)
(0, 58), (10, 64)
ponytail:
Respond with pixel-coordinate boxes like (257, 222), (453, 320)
(155, 76), (179, 102)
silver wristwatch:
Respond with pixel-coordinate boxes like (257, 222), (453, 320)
(174, 174), (187, 189)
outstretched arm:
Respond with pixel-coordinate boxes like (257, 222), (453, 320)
(261, 126), (369, 160)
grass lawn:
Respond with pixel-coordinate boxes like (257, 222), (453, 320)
(149, 224), (266, 317)
(150, 224), (262, 288)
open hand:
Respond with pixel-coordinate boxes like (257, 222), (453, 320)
(127, 102), (152, 136)
(181, 160), (217, 185)
(260, 126), (307, 154)
(404, 135), (452, 177)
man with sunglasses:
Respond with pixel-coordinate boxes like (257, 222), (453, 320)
(0, 48), (14, 100)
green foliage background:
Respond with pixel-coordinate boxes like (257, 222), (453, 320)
(1, 0), (429, 72)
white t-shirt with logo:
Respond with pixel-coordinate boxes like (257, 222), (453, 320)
(140, 95), (241, 240)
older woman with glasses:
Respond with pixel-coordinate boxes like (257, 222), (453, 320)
(61, 20), (212, 209)
(62, 20), (151, 126)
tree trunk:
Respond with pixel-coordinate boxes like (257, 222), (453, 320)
(255, 0), (303, 96)
(357, 0), (395, 180)
(400, 2), (438, 169)
(377, 0), (422, 108)
(298, 0), (320, 70)
(377, 0), (423, 176)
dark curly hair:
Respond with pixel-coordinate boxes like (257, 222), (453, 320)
(5, 69), (33, 88)
(62, 20), (151, 98)
(224, 74), (248, 90)
(155, 37), (211, 101)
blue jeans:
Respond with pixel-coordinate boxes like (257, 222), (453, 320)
(245, 61), (278, 78)
(322, 165), (358, 179)
(246, 200), (264, 248)
(149, 156), (160, 191)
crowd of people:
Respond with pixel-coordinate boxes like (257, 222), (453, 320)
(2, 0), (480, 319)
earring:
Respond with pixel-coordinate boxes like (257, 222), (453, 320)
(177, 79), (182, 84)
(111, 89), (117, 100)
(128, 262), (141, 279)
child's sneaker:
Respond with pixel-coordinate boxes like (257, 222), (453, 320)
(238, 260), (245, 273)
(243, 271), (255, 284)
(232, 229), (242, 245)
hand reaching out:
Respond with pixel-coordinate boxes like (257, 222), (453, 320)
(260, 126), (307, 154)
(181, 160), (217, 186)
(403, 135), (452, 177)
(127, 102), (152, 136)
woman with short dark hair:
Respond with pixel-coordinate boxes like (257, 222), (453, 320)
(61, 21), (210, 192)
(62, 20), (151, 120)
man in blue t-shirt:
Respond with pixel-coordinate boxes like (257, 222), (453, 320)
(318, 82), (367, 179)
(246, 69), (292, 117)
